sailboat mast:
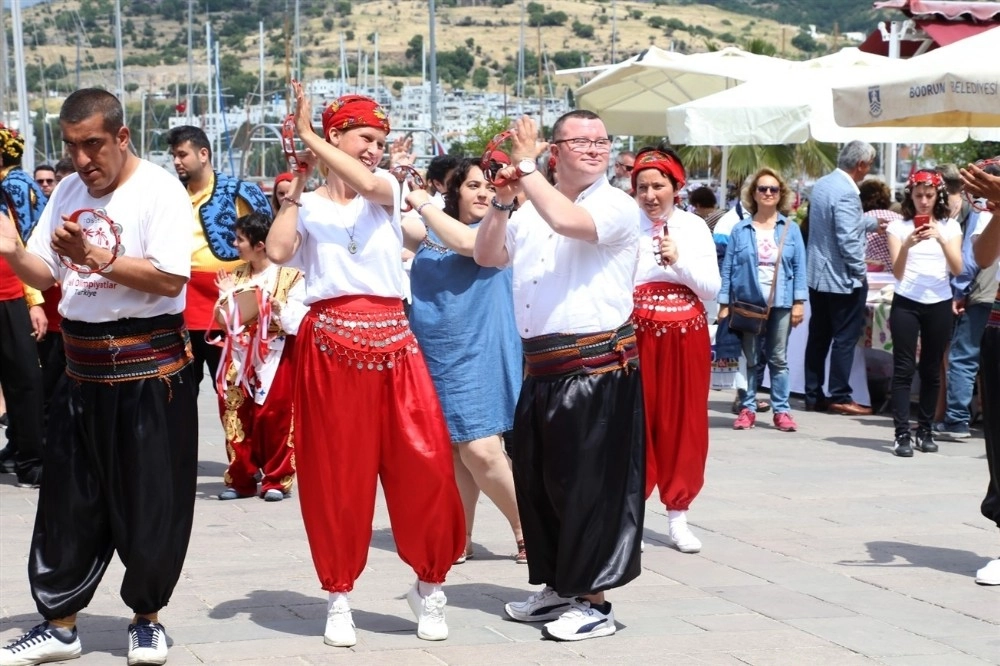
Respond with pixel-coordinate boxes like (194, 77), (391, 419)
(11, 0), (33, 173)
(0, 7), (9, 125)
(259, 20), (265, 179)
(114, 0), (125, 104)
(206, 22), (213, 169)
(428, 0), (437, 134)
(374, 32), (379, 104)
(186, 0), (193, 123)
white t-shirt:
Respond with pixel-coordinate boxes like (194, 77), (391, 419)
(636, 208), (720, 301)
(972, 211), (999, 283)
(289, 170), (403, 304)
(27, 160), (192, 322)
(504, 176), (640, 337)
(886, 216), (962, 303)
(755, 226), (778, 290)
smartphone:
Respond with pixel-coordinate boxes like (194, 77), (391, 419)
(914, 214), (930, 229)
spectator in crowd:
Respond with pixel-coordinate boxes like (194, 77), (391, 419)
(859, 179), (899, 273)
(885, 169), (963, 457)
(33, 164), (56, 198)
(611, 150), (635, 192)
(53, 157), (75, 184)
(804, 140), (877, 416)
(270, 172), (295, 215)
(720, 168), (807, 433)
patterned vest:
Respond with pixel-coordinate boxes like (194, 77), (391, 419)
(0, 166), (47, 241)
(197, 172), (271, 261)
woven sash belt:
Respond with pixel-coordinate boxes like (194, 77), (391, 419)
(523, 321), (639, 378)
(62, 313), (193, 383)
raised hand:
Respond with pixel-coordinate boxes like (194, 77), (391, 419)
(405, 187), (431, 212)
(390, 135), (415, 168)
(215, 268), (236, 292)
(510, 116), (550, 163)
(291, 80), (315, 138)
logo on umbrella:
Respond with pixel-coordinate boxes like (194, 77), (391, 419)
(867, 86), (882, 118)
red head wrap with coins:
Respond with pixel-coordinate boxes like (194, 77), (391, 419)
(321, 95), (391, 139)
(631, 149), (687, 204)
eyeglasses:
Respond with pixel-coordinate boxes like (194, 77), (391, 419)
(756, 185), (780, 195)
(553, 137), (613, 153)
(615, 162), (634, 172)
(36, 178), (54, 185)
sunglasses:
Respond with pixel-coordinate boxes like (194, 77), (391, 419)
(756, 185), (780, 195)
(616, 162), (634, 172)
(36, 178), (55, 185)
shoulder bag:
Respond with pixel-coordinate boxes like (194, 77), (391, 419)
(728, 220), (792, 336)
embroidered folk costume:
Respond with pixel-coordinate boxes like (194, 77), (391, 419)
(215, 262), (305, 499)
(270, 89), (463, 645)
(631, 150), (721, 553)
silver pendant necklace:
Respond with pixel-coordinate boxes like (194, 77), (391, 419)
(326, 182), (359, 254)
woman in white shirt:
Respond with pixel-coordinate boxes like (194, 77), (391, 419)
(267, 83), (464, 647)
(885, 169), (963, 457)
(631, 148), (721, 554)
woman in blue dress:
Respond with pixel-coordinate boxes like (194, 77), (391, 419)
(404, 158), (525, 564)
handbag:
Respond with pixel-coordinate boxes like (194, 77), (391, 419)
(728, 220), (792, 335)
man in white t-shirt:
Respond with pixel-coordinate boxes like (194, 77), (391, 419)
(474, 110), (643, 642)
(0, 88), (197, 666)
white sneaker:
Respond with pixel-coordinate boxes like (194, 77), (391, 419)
(504, 586), (576, 623)
(542, 600), (616, 642)
(323, 593), (356, 647)
(640, 539), (645, 553)
(127, 618), (168, 666)
(406, 581), (448, 641)
(0, 622), (81, 666)
(668, 511), (702, 554)
(975, 558), (1000, 585)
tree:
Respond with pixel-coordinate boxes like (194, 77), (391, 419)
(791, 30), (818, 52)
(472, 67), (490, 90)
(450, 116), (511, 156)
(572, 21), (594, 39)
(406, 34), (424, 65)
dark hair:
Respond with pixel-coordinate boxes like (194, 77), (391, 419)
(234, 211), (272, 247)
(34, 164), (55, 176)
(901, 169), (949, 220)
(858, 179), (892, 212)
(742, 167), (793, 216)
(60, 88), (124, 135)
(54, 157), (75, 176)
(442, 158), (480, 221)
(426, 154), (460, 186)
(165, 125), (212, 159)
(551, 109), (602, 141)
(688, 186), (717, 209)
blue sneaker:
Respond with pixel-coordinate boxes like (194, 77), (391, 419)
(932, 422), (970, 441)
(127, 618), (167, 665)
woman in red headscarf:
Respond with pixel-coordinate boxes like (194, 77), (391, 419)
(885, 169), (963, 457)
(630, 148), (720, 554)
(266, 82), (464, 647)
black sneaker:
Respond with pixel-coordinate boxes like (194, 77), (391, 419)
(0, 443), (15, 474)
(892, 434), (914, 457)
(0, 621), (82, 665)
(915, 430), (938, 453)
(16, 467), (42, 489)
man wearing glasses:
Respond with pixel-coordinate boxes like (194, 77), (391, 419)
(475, 110), (644, 642)
(34, 165), (57, 198)
(612, 150), (635, 192)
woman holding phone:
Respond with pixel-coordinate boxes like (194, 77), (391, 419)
(885, 169), (963, 457)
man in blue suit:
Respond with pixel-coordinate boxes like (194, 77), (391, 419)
(803, 140), (877, 415)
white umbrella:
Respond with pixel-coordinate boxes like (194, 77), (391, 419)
(573, 46), (790, 137)
(832, 27), (1000, 131)
(665, 47), (974, 146)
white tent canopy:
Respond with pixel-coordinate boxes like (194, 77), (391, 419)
(665, 48), (976, 146)
(833, 27), (1000, 130)
(573, 46), (790, 137)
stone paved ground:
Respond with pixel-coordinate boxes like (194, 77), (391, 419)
(2, 386), (998, 665)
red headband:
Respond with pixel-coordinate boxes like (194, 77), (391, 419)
(321, 94), (390, 139)
(274, 172), (294, 187)
(631, 150), (686, 195)
(906, 169), (943, 189)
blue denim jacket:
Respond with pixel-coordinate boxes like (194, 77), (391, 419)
(719, 215), (809, 308)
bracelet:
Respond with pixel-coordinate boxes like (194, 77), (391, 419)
(415, 201), (433, 216)
(282, 196), (302, 207)
(491, 196), (517, 212)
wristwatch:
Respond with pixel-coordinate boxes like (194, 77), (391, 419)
(516, 159), (537, 177)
